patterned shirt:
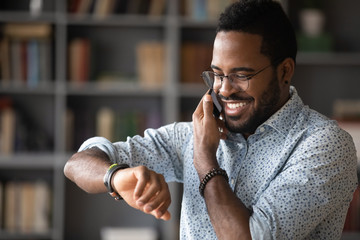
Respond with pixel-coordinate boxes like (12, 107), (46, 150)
(79, 87), (358, 240)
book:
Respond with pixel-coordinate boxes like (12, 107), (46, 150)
(136, 42), (165, 89)
(148, 0), (166, 16)
(38, 39), (52, 86)
(27, 40), (40, 88)
(96, 107), (115, 141)
(20, 182), (36, 233)
(68, 38), (91, 84)
(3, 23), (51, 40)
(182, 0), (234, 20)
(181, 42), (212, 84)
(93, 0), (115, 18)
(207, 0), (233, 20)
(0, 106), (16, 155)
(77, 0), (94, 14)
(10, 39), (23, 85)
(33, 180), (51, 233)
(0, 38), (11, 84)
(68, 0), (82, 13)
(3, 181), (51, 233)
(4, 181), (20, 232)
(2, 23), (52, 88)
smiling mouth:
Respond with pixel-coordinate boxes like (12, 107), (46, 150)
(227, 102), (248, 109)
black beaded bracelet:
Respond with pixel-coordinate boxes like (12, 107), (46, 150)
(103, 163), (129, 200)
(199, 168), (229, 197)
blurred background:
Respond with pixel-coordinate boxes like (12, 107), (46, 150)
(0, 0), (359, 239)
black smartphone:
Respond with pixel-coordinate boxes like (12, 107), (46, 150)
(208, 89), (222, 118)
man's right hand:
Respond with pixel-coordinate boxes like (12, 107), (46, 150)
(112, 166), (172, 221)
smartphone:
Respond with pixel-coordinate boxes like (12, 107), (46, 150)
(208, 89), (222, 118)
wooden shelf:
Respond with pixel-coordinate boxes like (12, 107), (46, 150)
(297, 52), (360, 66)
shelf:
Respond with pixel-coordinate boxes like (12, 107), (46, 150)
(180, 17), (217, 28)
(0, 230), (53, 240)
(297, 52), (360, 66)
(66, 14), (166, 27)
(0, 11), (55, 23)
(66, 81), (164, 97)
(0, 153), (57, 169)
(0, 82), (55, 95)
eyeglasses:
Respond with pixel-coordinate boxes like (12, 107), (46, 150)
(201, 63), (274, 92)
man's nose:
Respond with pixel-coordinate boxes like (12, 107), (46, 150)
(218, 77), (236, 97)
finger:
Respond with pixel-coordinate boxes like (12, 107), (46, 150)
(146, 196), (171, 219)
(155, 198), (172, 219)
(202, 93), (214, 120)
(144, 181), (171, 215)
(193, 92), (210, 121)
(159, 211), (171, 221)
(133, 166), (150, 200)
(153, 201), (171, 220)
(136, 173), (163, 205)
(150, 208), (171, 221)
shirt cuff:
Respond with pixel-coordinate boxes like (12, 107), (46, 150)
(249, 209), (272, 240)
(78, 136), (118, 163)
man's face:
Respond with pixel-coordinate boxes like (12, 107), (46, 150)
(211, 31), (286, 136)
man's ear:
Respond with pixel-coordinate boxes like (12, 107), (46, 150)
(277, 58), (295, 86)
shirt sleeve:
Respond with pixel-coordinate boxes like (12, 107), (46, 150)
(78, 122), (192, 183)
(249, 125), (358, 239)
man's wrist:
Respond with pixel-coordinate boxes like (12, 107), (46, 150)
(103, 163), (129, 200)
(199, 168), (229, 197)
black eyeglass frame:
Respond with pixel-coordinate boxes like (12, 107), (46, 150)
(201, 60), (281, 92)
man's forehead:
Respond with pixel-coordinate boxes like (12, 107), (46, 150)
(213, 31), (263, 53)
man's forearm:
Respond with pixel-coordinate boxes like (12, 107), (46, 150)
(64, 147), (112, 193)
(204, 176), (252, 240)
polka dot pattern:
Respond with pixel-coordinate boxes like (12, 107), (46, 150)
(79, 87), (358, 239)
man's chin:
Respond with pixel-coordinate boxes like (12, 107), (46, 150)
(225, 119), (248, 134)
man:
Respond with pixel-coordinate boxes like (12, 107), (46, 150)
(64, 0), (358, 239)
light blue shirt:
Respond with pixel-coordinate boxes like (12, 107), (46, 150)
(79, 87), (358, 239)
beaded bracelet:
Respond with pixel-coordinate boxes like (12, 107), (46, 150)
(199, 168), (229, 197)
(103, 163), (129, 200)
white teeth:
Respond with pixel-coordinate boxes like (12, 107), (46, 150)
(228, 102), (247, 109)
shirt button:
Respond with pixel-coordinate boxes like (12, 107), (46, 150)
(231, 178), (235, 185)
(239, 143), (244, 149)
(259, 127), (265, 133)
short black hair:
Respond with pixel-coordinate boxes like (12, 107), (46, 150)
(217, 0), (297, 65)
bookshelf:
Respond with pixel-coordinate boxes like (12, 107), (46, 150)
(0, 0), (359, 239)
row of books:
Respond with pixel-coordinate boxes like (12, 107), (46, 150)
(69, 39), (213, 86)
(68, 0), (166, 18)
(0, 180), (51, 234)
(181, 0), (235, 20)
(181, 42), (212, 84)
(0, 97), (53, 155)
(0, 23), (52, 88)
(67, 107), (162, 151)
(68, 38), (166, 88)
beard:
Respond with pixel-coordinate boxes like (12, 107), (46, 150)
(224, 74), (281, 134)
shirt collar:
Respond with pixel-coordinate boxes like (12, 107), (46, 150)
(262, 86), (304, 137)
(226, 86), (304, 140)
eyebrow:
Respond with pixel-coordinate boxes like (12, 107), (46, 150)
(211, 64), (255, 73)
